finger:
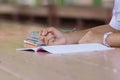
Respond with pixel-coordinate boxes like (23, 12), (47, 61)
(44, 33), (55, 45)
(47, 27), (62, 37)
(44, 34), (55, 45)
(39, 28), (53, 43)
(39, 29), (48, 44)
(39, 36), (45, 43)
(41, 28), (48, 36)
(47, 38), (55, 45)
(47, 31), (54, 35)
(47, 27), (56, 35)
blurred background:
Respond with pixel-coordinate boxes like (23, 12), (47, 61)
(0, 0), (114, 31)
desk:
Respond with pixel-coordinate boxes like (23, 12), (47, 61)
(0, 23), (120, 80)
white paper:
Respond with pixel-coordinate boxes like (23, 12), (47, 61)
(17, 43), (114, 54)
(42, 43), (114, 54)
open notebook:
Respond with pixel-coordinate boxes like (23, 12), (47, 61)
(16, 43), (114, 54)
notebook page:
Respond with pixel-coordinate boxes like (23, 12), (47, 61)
(42, 43), (114, 54)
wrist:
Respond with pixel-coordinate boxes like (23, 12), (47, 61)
(63, 33), (70, 44)
(64, 32), (80, 44)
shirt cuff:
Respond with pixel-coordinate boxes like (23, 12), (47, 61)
(109, 15), (120, 30)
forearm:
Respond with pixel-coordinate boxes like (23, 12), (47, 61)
(64, 29), (88, 44)
(89, 24), (119, 33)
(64, 24), (118, 44)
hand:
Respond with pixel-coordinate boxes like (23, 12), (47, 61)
(40, 27), (67, 45)
(78, 31), (103, 44)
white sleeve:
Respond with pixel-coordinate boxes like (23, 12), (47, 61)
(109, 0), (120, 30)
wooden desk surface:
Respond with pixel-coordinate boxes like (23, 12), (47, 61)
(0, 22), (120, 80)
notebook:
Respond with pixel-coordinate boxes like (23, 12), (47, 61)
(16, 43), (114, 54)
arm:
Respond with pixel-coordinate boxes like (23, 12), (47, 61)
(24, 24), (119, 47)
(78, 31), (120, 47)
(39, 24), (119, 45)
(64, 24), (119, 44)
(77, 25), (120, 47)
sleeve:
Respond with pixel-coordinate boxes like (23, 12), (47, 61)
(109, 0), (120, 30)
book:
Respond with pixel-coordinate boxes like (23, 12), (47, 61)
(16, 43), (114, 54)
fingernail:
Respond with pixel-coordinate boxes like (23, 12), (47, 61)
(49, 31), (54, 35)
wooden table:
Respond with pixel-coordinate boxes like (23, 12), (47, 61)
(0, 22), (120, 80)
